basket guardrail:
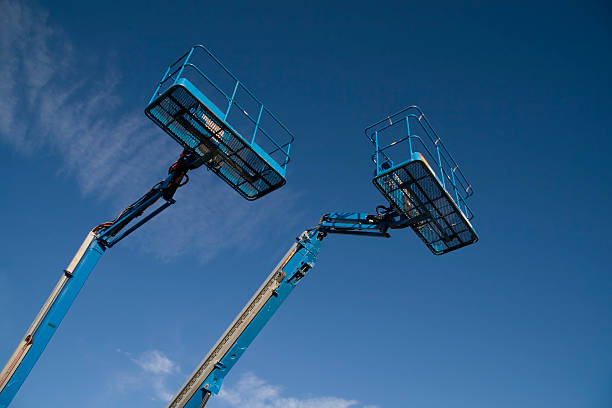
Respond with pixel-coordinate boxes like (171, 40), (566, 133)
(146, 45), (295, 200)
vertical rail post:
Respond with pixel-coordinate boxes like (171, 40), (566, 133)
(435, 140), (446, 189)
(252, 104), (264, 144)
(150, 65), (172, 105)
(451, 167), (460, 208)
(374, 131), (380, 175)
(284, 141), (291, 170)
(174, 47), (195, 86)
(405, 116), (413, 156)
(225, 80), (240, 121)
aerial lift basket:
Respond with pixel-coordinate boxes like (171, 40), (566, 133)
(145, 45), (295, 200)
(366, 106), (478, 254)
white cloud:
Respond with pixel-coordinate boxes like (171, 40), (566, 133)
(133, 349), (178, 376)
(132, 350), (179, 401)
(0, 0), (302, 262)
(216, 372), (376, 408)
(0, 0), (171, 196)
(116, 353), (378, 408)
(116, 349), (180, 402)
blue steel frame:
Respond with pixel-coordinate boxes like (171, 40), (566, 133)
(0, 236), (104, 408)
(180, 231), (324, 407)
(1, 45), (300, 407)
(165, 107), (482, 407)
(0, 154), (198, 407)
(146, 45), (295, 200)
(365, 106), (478, 254)
(167, 209), (410, 408)
(365, 106), (474, 220)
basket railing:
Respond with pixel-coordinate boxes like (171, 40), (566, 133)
(366, 106), (474, 220)
(149, 45), (294, 170)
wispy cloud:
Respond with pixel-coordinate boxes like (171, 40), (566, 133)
(0, 0), (167, 194)
(116, 349), (180, 402)
(217, 372), (379, 408)
(133, 349), (178, 376)
(0, 0), (302, 261)
(117, 351), (379, 408)
(0, 0), (178, 209)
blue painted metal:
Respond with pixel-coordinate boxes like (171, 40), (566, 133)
(365, 106), (478, 254)
(406, 117), (413, 156)
(167, 229), (323, 408)
(252, 104), (264, 144)
(0, 238), (104, 408)
(166, 209), (412, 408)
(190, 232), (322, 407)
(1, 44), (303, 406)
(318, 211), (409, 237)
(0, 153), (199, 407)
(145, 45), (295, 200)
(225, 81), (240, 119)
(163, 105), (484, 405)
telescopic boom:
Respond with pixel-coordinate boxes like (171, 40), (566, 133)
(167, 208), (410, 407)
(0, 151), (200, 407)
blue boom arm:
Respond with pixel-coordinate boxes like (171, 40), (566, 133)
(167, 208), (410, 408)
(0, 151), (201, 407)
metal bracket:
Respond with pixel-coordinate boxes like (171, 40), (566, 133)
(199, 389), (211, 408)
(288, 263), (311, 283)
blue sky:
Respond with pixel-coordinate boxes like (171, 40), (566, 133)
(0, 0), (611, 407)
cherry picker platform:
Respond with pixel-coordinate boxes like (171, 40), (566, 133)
(367, 106), (478, 254)
(146, 45), (295, 200)
(166, 108), (479, 407)
(0, 44), (297, 408)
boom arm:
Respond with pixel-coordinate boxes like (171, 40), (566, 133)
(0, 151), (200, 407)
(167, 208), (409, 408)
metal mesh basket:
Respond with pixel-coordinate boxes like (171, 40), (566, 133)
(146, 83), (285, 200)
(374, 157), (477, 254)
(146, 45), (294, 200)
(366, 106), (478, 254)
